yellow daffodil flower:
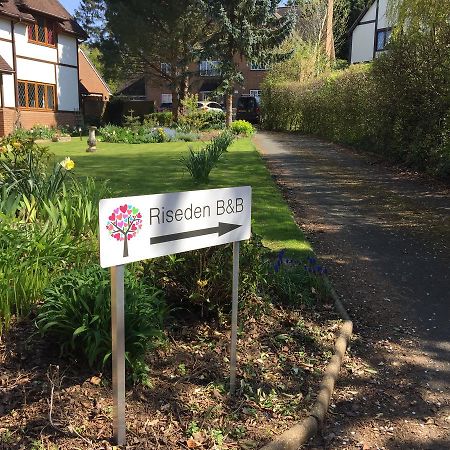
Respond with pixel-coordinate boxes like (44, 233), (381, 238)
(60, 157), (75, 171)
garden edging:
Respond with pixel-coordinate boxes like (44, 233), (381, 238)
(260, 287), (353, 450)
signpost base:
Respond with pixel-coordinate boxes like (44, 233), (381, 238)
(111, 265), (126, 446)
(230, 241), (240, 395)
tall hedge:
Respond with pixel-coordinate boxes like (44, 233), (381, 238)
(262, 37), (450, 179)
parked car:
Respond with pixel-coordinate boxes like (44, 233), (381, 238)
(235, 96), (260, 123)
(197, 101), (224, 113)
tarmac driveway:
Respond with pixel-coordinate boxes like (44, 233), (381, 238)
(254, 132), (450, 450)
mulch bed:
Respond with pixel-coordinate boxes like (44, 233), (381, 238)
(0, 302), (341, 449)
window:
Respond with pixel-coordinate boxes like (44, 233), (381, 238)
(199, 60), (220, 77)
(376, 29), (392, 51)
(161, 93), (172, 104)
(160, 63), (171, 75)
(18, 81), (56, 110)
(250, 62), (270, 71)
(249, 89), (262, 98)
(28, 17), (56, 46)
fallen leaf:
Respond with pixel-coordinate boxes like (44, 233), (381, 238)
(90, 376), (102, 385)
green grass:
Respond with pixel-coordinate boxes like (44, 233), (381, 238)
(47, 138), (312, 258)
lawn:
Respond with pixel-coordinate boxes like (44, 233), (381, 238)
(48, 137), (312, 257)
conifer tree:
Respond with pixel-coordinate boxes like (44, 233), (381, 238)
(202, 0), (295, 126)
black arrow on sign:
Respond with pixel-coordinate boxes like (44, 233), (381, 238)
(151, 222), (242, 245)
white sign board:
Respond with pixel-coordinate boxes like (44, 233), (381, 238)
(99, 186), (252, 268)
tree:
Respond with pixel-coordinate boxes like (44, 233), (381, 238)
(74, 0), (107, 45)
(103, 0), (211, 120)
(202, 0), (295, 126)
(106, 204), (143, 257)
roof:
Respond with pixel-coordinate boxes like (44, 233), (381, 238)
(0, 54), (13, 73)
(78, 47), (112, 98)
(348, 2), (373, 35)
(0, 0), (87, 38)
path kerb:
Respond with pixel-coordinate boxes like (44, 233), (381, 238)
(260, 288), (353, 450)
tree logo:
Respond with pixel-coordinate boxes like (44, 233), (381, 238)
(106, 204), (143, 257)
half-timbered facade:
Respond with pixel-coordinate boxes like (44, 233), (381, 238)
(0, 0), (86, 135)
(349, 0), (392, 64)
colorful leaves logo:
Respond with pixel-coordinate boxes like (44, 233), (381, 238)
(106, 204), (143, 257)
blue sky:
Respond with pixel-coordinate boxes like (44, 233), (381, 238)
(61, 0), (289, 16)
(61, 0), (79, 14)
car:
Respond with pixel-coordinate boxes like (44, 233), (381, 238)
(197, 101), (224, 113)
(235, 96), (260, 123)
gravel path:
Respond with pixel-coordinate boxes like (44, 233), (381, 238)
(254, 132), (450, 450)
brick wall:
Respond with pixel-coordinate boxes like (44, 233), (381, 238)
(0, 108), (16, 136)
(0, 108), (79, 136)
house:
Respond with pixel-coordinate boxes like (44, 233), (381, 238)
(78, 47), (111, 124)
(349, 0), (392, 64)
(0, 0), (87, 136)
(115, 6), (297, 110)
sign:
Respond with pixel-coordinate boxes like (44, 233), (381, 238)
(99, 186), (252, 268)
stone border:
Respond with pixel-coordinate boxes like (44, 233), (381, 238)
(260, 288), (353, 450)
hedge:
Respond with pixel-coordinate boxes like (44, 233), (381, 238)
(261, 39), (450, 179)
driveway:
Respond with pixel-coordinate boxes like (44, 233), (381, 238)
(254, 132), (450, 450)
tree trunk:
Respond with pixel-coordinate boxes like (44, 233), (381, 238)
(178, 70), (189, 117)
(324, 0), (335, 61)
(123, 237), (129, 258)
(172, 88), (179, 122)
(225, 91), (233, 127)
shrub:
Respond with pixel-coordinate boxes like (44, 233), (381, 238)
(144, 112), (174, 127)
(98, 124), (174, 144)
(181, 130), (234, 183)
(36, 265), (167, 382)
(143, 233), (270, 316)
(230, 120), (255, 136)
(0, 220), (95, 335)
(261, 34), (450, 179)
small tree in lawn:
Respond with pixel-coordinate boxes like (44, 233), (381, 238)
(106, 204), (143, 257)
(202, 0), (296, 126)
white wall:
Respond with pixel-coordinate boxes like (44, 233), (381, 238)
(362, 1), (377, 22)
(351, 22), (376, 63)
(0, 18), (12, 41)
(0, 38), (15, 107)
(16, 57), (56, 84)
(58, 33), (78, 66)
(2, 74), (15, 107)
(377, 0), (390, 29)
(56, 65), (79, 111)
(14, 23), (57, 63)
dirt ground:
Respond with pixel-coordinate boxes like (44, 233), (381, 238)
(0, 298), (341, 449)
(254, 132), (450, 450)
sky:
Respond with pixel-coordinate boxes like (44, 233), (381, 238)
(60, 0), (289, 16)
(60, 0), (79, 14)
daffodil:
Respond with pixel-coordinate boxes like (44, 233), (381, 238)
(60, 157), (75, 171)
(0, 145), (7, 154)
(12, 141), (21, 149)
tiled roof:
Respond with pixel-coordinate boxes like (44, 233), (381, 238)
(0, 54), (13, 73)
(0, 0), (86, 38)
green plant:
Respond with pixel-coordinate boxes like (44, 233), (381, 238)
(144, 233), (270, 316)
(230, 120), (255, 136)
(0, 219), (94, 335)
(181, 130), (234, 183)
(36, 265), (167, 381)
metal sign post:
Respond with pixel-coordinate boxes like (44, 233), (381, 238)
(111, 265), (126, 446)
(230, 241), (240, 395)
(100, 187), (252, 444)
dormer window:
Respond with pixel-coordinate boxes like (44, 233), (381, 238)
(28, 16), (56, 47)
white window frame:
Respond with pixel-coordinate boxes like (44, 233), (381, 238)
(250, 62), (270, 71)
(161, 93), (173, 104)
(199, 60), (221, 77)
(160, 63), (171, 75)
